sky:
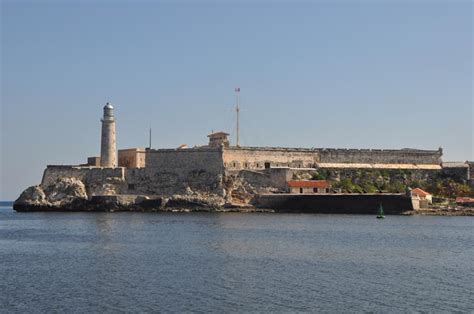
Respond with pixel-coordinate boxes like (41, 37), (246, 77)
(1, 0), (472, 200)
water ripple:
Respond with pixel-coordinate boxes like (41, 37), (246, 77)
(0, 209), (473, 312)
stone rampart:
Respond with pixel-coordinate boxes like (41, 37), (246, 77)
(42, 165), (126, 196)
(145, 147), (223, 171)
(318, 148), (442, 165)
(442, 163), (470, 182)
(222, 147), (442, 170)
(223, 147), (318, 170)
(126, 148), (225, 196)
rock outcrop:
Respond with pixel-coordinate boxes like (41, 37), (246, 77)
(13, 176), (236, 212)
(14, 177), (88, 211)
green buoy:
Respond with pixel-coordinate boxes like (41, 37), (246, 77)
(376, 203), (385, 219)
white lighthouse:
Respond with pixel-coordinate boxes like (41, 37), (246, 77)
(100, 102), (117, 168)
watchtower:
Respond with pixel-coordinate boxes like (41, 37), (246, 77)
(208, 131), (230, 148)
(100, 102), (117, 167)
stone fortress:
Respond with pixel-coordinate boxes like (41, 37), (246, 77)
(18, 103), (473, 211)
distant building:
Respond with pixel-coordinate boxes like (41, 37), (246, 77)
(118, 148), (146, 168)
(288, 180), (331, 194)
(455, 197), (474, 206)
(442, 161), (471, 182)
(411, 188), (432, 204)
(87, 156), (101, 167)
(208, 132), (230, 148)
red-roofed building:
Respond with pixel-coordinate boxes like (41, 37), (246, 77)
(287, 180), (331, 194)
(411, 188), (432, 204)
(455, 197), (474, 206)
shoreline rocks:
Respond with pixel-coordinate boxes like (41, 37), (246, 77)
(14, 178), (90, 211)
(13, 177), (474, 215)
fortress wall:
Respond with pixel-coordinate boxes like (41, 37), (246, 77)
(318, 148), (442, 165)
(42, 166), (90, 186)
(145, 148), (224, 172)
(223, 147), (319, 170)
(41, 166), (126, 196)
(126, 148), (225, 195)
(42, 166), (125, 186)
(442, 166), (470, 182)
(222, 147), (442, 170)
(467, 162), (473, 181)
(225, 168), (291, 194)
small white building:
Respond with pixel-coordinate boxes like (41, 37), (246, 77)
(411, 188), (432, 204)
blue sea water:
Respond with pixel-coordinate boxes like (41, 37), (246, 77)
(0, 205), (473, 312)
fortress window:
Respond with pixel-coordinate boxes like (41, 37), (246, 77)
(265, 162), (270, 169)
(313, 188), (317, 193)
(300, 188), (303, 194)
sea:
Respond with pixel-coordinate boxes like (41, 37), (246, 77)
(1, 202), (473, 312)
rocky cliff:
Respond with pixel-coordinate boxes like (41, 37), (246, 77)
(14, 174), (239, 212)
(14, 177), (89, 211)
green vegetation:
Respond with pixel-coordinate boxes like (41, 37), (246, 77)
(360, 182), (378, 193)
(333, 179), (364, 193)
(311, 170), (329, 180)
(424, 179), (473, 198)
(332, 169), (473, 197)
(291, 168), (474, 197)
(387, 182), (406, 193)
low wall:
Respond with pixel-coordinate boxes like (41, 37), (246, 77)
(255, 193), (414, 214)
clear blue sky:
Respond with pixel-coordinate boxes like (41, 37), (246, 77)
(1, 0), (472, 200)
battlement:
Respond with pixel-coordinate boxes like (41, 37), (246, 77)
(317, 147), (442, 165)
(225, 146), (441, 154)
(221, 146), (442, 170)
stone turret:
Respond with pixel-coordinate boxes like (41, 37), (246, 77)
(100, 102), (117, 167)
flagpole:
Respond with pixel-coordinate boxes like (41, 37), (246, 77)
(235, 88), (240, 147)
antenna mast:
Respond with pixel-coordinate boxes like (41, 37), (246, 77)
(235, 87), (240, 147)
(149, 127), (152, 149)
